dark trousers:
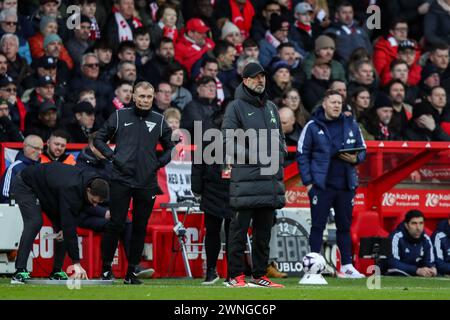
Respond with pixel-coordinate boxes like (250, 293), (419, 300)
(101, 182), (155, 272)
(78, 211), (132, 259)
(204, 213), (231, 271)
(12, 174), (66, 272)
(227, 207), (274, 278)
(308, 185), (354, 265)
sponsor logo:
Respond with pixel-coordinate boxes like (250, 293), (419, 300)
(382, 193), (420, 207)
(425, 193), (450, 208)
(420, 168), (450, 179)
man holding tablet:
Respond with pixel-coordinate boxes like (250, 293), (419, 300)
(297, 89), (366, 278)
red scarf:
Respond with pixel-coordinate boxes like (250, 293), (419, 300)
(16, 97), (27, 132)
(161, 24), (179, 43)
(112, 97), (125, 110)
(229, 0), (255, 39)
(295, 21), (312, 34)
(379, 123), (390, 139)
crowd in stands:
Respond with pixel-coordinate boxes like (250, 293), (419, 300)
(0, 0), (448, 146)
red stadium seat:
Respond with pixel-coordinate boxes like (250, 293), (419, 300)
(351, 210), (389, 275)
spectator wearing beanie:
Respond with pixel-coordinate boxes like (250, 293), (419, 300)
(266, 60), (292, 101)
(417, 63), (441, 103)
(259, 13), (305, 68)
(221, 21), (243, 55)
(28, 16), (74, 69)
(361, 92), (400, 141)
(301, 35), (346, 82)
(29, 0), (69, 41)
(213, 0), (255, 40)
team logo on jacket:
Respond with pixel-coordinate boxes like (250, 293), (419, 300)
(318, 130), (324, 135)
(145, 121), (156, 133)
(270, 110), (277, 124)
(349, 130), (354, 137)
(312, 195), (318, 206)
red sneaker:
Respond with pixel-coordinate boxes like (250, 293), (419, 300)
(248, 275), (285, 288)
(226, 274), (248, 287)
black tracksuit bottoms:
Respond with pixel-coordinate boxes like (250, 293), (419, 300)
(204, 213), (231, 271)
(227, 207), (274, 278)
(12, 173), (67, 272)
(101, 181), (155, 273)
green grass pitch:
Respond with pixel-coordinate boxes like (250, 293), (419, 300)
(0, 276), (449, 300)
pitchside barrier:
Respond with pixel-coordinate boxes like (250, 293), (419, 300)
(0, 141), (449, 278)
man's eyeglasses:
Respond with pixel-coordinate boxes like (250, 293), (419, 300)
(0, 107), (9, 112)
(1, 87), (16, 93)
(25, 144), (43, 152)
(84, 63), (99, 68)
(2, 21), (17, 26)
(158, 90), (172, 95)
(200, 84), (217, 89)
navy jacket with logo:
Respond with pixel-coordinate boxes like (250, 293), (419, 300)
(296, 107), (366, 190)
(432, 220), (450, 275)
(388, 223), (435, 275)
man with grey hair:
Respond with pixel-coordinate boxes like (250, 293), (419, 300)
(222, 62), (286, 288)
(0, 33), (31, 90)
(0, 0), (34, 39)
(0, 7), (31, 64)
(95, 81), (174, 284)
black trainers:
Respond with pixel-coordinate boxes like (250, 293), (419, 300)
(49, 270), (69, 280)
(11, 270), (31, 284)
(202, 268), (219, 285)
(124, 272), (143, 285)
(101, 270), (115, 281)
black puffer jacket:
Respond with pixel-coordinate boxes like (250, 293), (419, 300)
(94, 106), (174, 190)
(221, 83), (286, 210)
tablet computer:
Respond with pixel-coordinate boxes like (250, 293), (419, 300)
(337, 147), (366, 154)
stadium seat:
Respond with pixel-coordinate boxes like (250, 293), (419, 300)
(351, 210), (389, 275)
